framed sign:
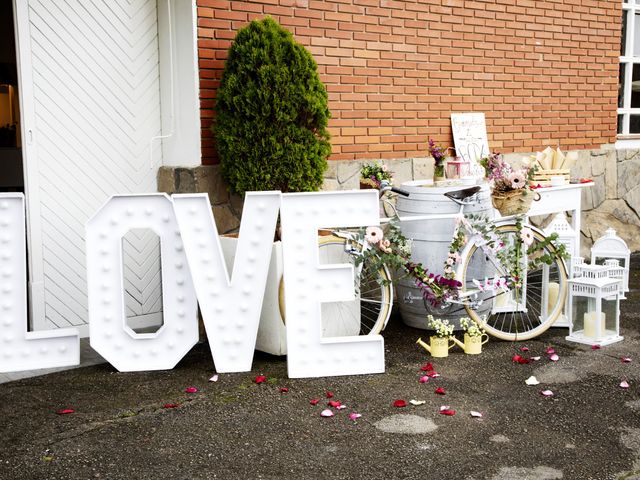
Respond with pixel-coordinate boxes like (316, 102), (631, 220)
(451, 113), (490, 176)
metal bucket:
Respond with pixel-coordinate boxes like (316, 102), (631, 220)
(395, 181), (493, 329)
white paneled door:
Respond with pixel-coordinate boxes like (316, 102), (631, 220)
(15, 0), (165, 334)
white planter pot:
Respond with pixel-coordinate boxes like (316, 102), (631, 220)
(219, 236), (286, 355)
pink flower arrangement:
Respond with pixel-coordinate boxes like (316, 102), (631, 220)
(480, 153), (536, 194)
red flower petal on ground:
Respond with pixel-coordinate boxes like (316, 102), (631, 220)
(310, 399), (320, 406)
(419, 375), (430, 383)
(435, 387), (446, 395)
(328, 400), (342, 408)
(591, 345), (601, 350)
(393, 399), (407, 408)
(440, 409), (456, 416)
(163, 403), (179, 409)
(545, 347), (556, 355)
(326, 391), (334, 398)
(184, 387), (199, 393)
(255, 376), (267, 384)
(520, 347), (529, 352)
(512, 355), (530, 364)
(279, 387), (289, 393)
(420, 363), (434, 372)
(56, 408), (75, 415)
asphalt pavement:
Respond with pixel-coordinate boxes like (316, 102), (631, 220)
(0, 255), (639, 480)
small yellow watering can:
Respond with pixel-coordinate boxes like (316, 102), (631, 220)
(416, 336), (456, 358)
(451, 333), (489, 355)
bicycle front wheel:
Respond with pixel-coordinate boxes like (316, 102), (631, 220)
(461, 224), (568, 341)
(317, 235), (393, 336)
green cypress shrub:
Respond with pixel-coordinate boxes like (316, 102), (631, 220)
(214, 17), (331, 195)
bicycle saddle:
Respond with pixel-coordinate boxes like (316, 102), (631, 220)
(443, 186), (481, 201)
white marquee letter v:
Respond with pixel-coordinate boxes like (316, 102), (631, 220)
(173, 192), (281, 373)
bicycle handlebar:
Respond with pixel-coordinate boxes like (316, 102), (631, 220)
(390, 186), (410, 197)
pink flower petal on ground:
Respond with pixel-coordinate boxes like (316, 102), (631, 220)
(419, 375), (430, 383)
(520, 347), (529, 352)
(541, 390), (554, 397)
(470, 411), (483, 418)
(184, 387), (199, 393)
(420, 363), (434, 372)
(279, 387), (289, 393)
(591, 345), (601, 350)
(320, 409), (334, 417)
(163, 403), (179, 409)
(328, 400), (342, 408)
(440, 409), (456, 416)
(622, 357), (632, 363)
(393, 399), (407, 408)
(620, 380), (630, 389)
(549, 354), (559, 362)
(310, 399), (320, 406)
(427, 372), (440, 378)
(348, 412), (362, 421)
(326, 391), (334, 398)
(255, 376), (267, 384)
(336, 405), (347, 410)
(434, 387), (446, 395)
(209, 374), (219, 382)
(56, 408), (75, 415)
(545, 347), (556, 355)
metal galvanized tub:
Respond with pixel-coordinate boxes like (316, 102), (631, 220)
(395, 181), (493, 329)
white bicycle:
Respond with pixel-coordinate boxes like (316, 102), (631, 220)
(314, 183), (568, 341)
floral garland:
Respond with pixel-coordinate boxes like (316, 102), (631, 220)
(357, 212), (568, 308)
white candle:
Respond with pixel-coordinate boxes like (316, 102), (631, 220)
(547, 282), (559, 313)
(584, 311), (606, 339)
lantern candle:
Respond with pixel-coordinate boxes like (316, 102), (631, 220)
(583, 311), (606, 339)
(547, 282), (559, 315)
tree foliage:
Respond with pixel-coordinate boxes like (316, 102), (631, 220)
(214, 17), (331, 195)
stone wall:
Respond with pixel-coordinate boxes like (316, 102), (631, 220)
(158, 147), (640, 253)
(323, 148), (640, 254)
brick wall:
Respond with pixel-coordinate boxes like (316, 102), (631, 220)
(197, 0), (621, 165)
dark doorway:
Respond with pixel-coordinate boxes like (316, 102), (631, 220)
(0, 1), (23, 192)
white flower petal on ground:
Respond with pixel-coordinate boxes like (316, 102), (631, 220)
(541, 390), (554, 397)
(320, 409), (335, 417)
(525, 376), (540, 386)
(470, 411), (483, 418)
(409, 400), (426, 406)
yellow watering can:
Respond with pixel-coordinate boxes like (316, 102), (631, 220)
(451, 333), (489, 355)
(416, 336), (456, 358)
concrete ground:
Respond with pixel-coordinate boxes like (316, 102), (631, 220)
(0, 256), (639, 480)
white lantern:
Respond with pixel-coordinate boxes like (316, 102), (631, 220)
(566, 263), (623, 346)
(544, 213), (577, 270)
(542, 214), (576, 328)
(591, 228), (630, 299)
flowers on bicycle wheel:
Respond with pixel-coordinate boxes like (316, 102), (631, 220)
(364, 226), (384, 244)
(520, 227), (534, 246)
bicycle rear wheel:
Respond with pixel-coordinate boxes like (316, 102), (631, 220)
(461, 224), (568, 341)
(317, 235), (393, 336)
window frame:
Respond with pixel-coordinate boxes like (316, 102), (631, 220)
(618, 2), (640, 137)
